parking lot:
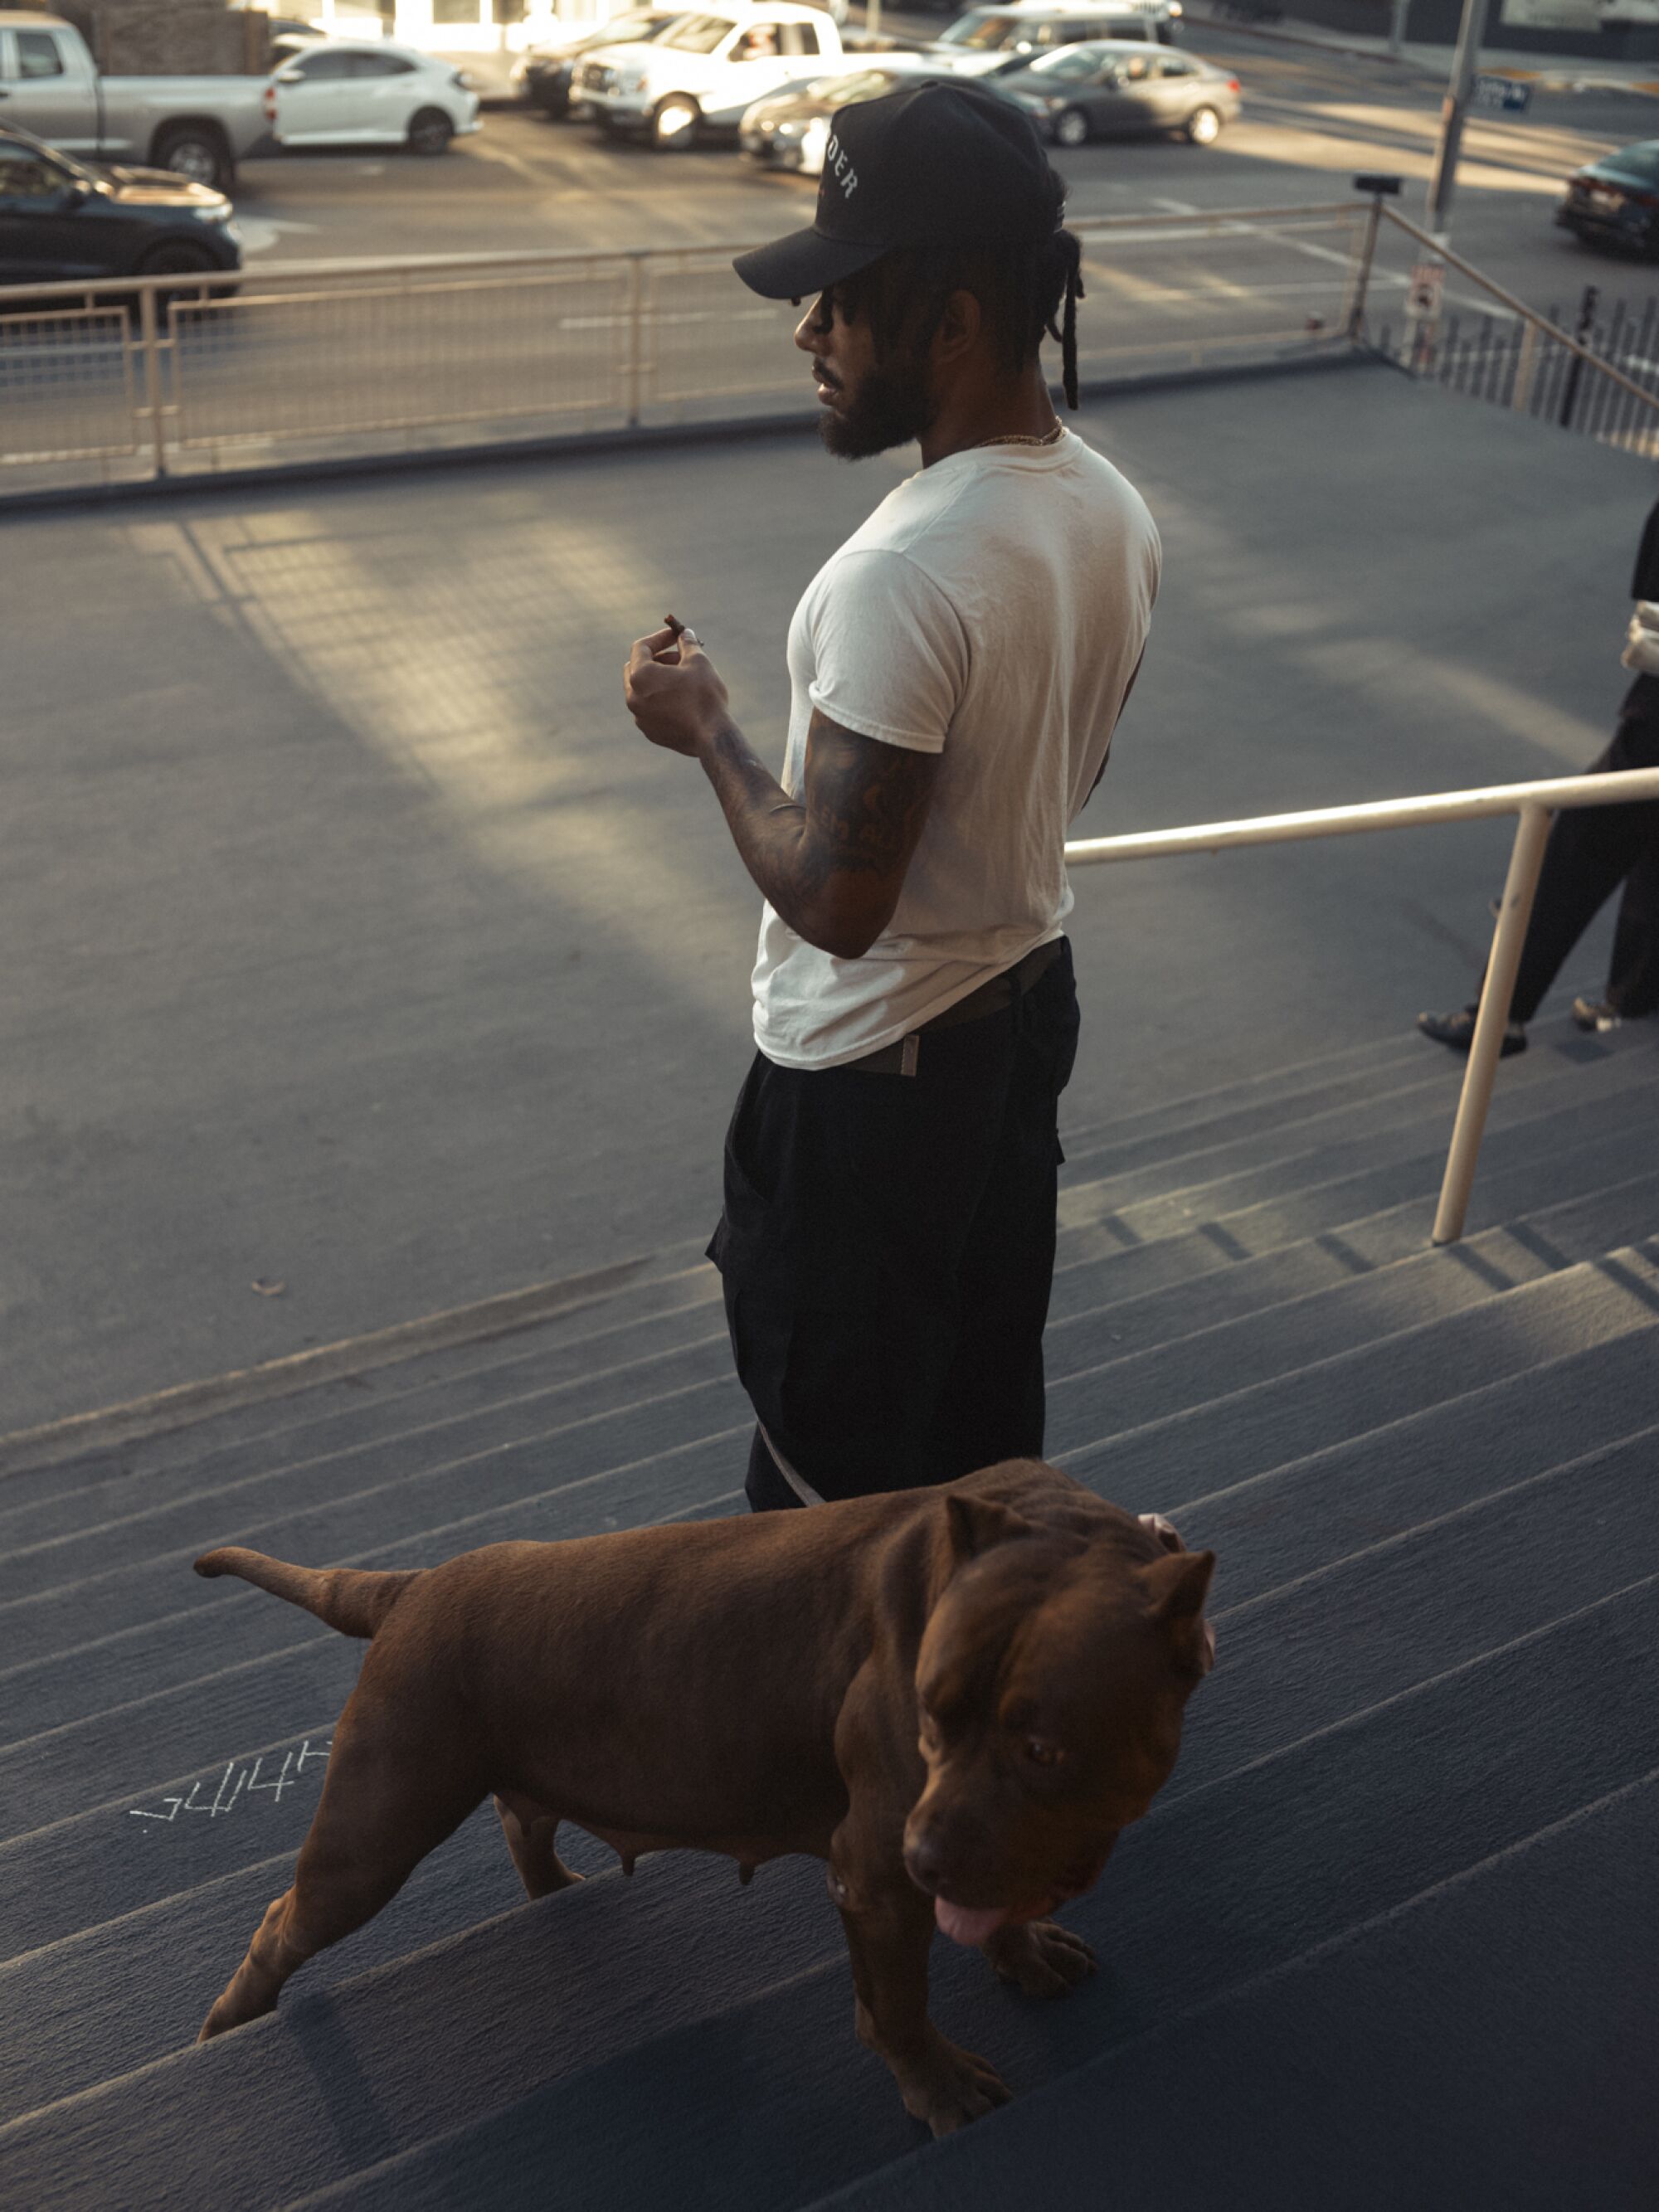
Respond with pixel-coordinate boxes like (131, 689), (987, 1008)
(221, 17), (1659, 330)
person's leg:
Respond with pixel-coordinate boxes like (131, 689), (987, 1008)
(941, 945), (1080, 1478)
(1603, 840), (1659, 1018)
(710, 1024), (1019, 1508)
(1508, 720), (1659, 1023)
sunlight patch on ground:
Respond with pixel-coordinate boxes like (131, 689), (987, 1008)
(123, 510), (742, 1017)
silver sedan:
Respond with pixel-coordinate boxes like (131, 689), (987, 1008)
(994, 40), (1241, 147)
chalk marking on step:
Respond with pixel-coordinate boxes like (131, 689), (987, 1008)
(128, 1738), (329, 1828)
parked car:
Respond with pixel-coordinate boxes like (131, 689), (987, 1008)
(0, 9), (267, 192)
(741, 61), (975, 172)
(512, 11), (683, 118)
(263, 39), (480, 155)
(927, 0), (1180, 70)
(577, 3), (859, 148)
(1558, 139), (1659, 257)
(0, 119), (240, 286)
(995, 40), (1238, 145)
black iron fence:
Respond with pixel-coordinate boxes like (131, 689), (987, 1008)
(1365, 283), (1659, 450)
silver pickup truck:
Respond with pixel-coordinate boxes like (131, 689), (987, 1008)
(0, 10), (267, 192)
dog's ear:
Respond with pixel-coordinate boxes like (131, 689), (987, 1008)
(1142, 1548), (1216, 1670)
(944, 1491), (1039, 1565)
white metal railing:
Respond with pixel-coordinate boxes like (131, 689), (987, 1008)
(3, 196), (1658, 493)
(0, 202), (1372, 495)
(1063, 766), (1659, 1245)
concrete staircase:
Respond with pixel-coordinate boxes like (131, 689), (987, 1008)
(2, 1015), (1656, 2212)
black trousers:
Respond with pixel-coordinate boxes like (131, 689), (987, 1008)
(1506, 717), (1659, 1024)
(707, 941), (1080, 1512)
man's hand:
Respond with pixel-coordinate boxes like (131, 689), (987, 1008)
(625, 620), (730, 759)
(625, 615), (940, 959)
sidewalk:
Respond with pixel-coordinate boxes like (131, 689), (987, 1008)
(1185, 6), (1659, 95)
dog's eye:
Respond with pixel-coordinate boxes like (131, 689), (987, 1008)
(1024, 1738), (1064, 1769)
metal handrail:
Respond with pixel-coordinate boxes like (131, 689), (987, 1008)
(1063, 766), (1659, 1245)
(1372, 203), (1659, 419)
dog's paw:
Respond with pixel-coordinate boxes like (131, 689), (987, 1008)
(895, 2031), (1013, 2136)
(982, 1918), (1097, 1997)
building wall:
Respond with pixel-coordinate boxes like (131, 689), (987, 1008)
(1279, 0), (1659, 56)
(46, 0), (271, 73)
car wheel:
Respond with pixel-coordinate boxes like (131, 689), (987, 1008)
(651, 95), (700, 149)
(1185, 104), (1223, 146)
(150, 124), (232, 193)
(1053, 106), (1090, 149)
(406, 107), (455, 157)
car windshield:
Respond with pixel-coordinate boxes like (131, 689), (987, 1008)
(658, 12), (738, 51)
(1602, 142), (1659, 180)
(939, 11), (1024, 47)
(822, 69), (907, 103)
(620, 12), (685, 39)
(0, 129), (98, 186)
(1026, 42), (1105, 75)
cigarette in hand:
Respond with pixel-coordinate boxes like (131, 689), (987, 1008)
(663, 613), (700, 649)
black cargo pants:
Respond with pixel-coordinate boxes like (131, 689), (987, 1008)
(707, 941), (1080, 1511)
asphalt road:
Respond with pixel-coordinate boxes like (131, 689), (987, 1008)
(226, 15), (1659, 333)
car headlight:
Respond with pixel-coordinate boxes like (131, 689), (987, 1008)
(773, 116), (805, 137)
(198, 201), (234, 222)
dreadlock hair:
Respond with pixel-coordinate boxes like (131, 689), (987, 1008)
(810, 172), (1087, 410)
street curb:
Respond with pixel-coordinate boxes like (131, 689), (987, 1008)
(1184, 7), (1659, 95)
(0, 1249), (713, 1480)
(1185, 7), (1420, 70)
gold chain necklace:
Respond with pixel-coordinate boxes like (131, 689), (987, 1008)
(968, 423), (1066, 451)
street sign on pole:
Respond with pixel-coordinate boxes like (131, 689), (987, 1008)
(1408, 260), (1446, 321)
(1471, 72), (1533, 112)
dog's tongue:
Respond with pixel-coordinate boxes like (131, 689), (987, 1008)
(934, 1898), (1010, 1946)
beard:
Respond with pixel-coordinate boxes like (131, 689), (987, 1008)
(819, 346), (935, 460)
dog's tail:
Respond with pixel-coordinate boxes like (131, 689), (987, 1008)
(194, 1547), (421, 1640)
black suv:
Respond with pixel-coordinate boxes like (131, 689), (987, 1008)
(0, 124), (241, 289)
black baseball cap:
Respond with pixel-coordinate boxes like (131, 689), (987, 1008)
(732, 79), (1058, 302)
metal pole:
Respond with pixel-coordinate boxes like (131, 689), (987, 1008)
(625, 251), (645, 427)
(1345, 192), (1384, 340)
(1389, 0), (1409, 58)
(867, 0), (882, 40)
(1425, 0), (1486, 244)
(1432, 800), (1550, 1245)
(136, 280), (168, 482)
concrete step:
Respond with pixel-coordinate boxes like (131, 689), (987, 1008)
(0, 1265), (725, 1548)
(1048, 1072), (1657, 1318)
(1055, 1036), (1658, 1247)
(2, 1384), (1652, 2155)
(805, 1770), (1659, 2212)
(1057, 1241), (1659, 1494)
(9, 1086), (1649, 1650)
(0, 1347), (750, 1669)
(1046, 1189), (1659, 1462)
(90, 1559), (1656, 2212)
(0, 1310), (737, 1602)
(1047, 1159), (1659, 1378)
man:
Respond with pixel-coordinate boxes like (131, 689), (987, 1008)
(624, 83), (1160, 1510)
(1418, 493), (1659, 1058)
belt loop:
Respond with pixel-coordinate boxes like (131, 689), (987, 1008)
(901, 1034), (920, 1077)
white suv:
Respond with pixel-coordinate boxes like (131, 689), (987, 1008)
(577, 4), (854, 148)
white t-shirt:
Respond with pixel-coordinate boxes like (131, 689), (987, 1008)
(750, 429), (1160, 1068)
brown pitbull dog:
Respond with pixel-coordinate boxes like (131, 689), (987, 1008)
(193, 1459), (1214, 2135)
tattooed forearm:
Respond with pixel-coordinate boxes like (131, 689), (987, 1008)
(697, 707), (940, 959)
